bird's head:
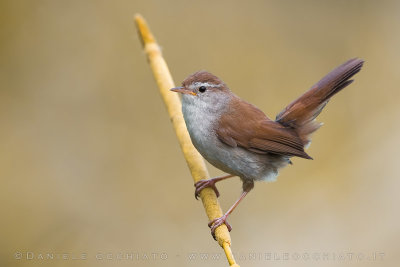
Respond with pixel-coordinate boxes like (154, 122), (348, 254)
(170, 71), (232, 107)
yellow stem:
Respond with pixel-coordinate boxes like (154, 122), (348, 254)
(134, 14), (239, 266)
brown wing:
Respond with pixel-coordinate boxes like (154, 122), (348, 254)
(216, 97), (312, 159)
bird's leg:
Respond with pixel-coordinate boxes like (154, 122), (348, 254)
(208, 180), (254, 238)
(194, 174), (235, 199)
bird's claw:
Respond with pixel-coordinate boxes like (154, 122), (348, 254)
(194, 179), (220, 199)
(208, 215), (232, 239)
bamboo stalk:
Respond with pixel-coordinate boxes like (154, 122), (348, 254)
(134, 14), (239, 267)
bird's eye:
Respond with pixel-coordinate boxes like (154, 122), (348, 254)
(199, 86), (206, 93)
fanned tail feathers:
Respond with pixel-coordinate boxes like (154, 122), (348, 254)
(276, 58), (364, 147)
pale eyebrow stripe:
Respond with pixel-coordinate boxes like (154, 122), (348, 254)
(192, 82), (222, 88)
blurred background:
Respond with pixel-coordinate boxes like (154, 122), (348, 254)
(1, 1), (399, 266)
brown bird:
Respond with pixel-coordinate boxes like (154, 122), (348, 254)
(171, 58), (364, 237)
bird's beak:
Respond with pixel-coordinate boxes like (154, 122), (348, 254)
(170, 87), (197, 96)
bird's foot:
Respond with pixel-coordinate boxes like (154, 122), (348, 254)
(194, 179), (220, 199)
(208, 215), (232, 239)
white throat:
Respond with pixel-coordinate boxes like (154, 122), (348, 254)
(181, 92), (232, 150)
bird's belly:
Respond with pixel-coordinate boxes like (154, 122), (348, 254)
(182, 97), (288, 182)
(191, 132), (286, 182)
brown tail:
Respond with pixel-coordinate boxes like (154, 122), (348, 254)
(276, 58), (364, 146)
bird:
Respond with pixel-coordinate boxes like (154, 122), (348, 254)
(170, 58), (364, 237)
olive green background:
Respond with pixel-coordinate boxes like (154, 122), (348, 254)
(1, 1), (399, 266)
